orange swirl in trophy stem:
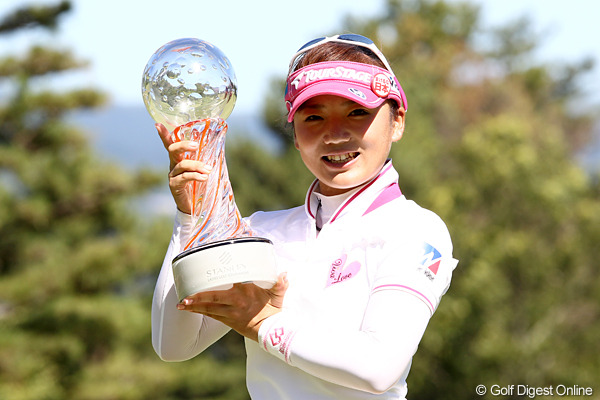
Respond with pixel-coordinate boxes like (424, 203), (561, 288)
(180, 120), (218, 250)
(172, 119), (249, 251)
(185, 148), (223, 249)
(190, 121), (212, 217)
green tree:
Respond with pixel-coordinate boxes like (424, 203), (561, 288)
(341, 1), (600, 398)
(230, 0), (600, 398)
(0, 3), (249, 399)
(5, 1), (595, 398)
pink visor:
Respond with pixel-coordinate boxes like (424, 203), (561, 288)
(285, 61), (407, 123)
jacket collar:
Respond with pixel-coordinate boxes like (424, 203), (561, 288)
(304, 159), (402, 225)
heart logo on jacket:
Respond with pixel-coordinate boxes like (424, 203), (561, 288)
(326, 254), (361, 287)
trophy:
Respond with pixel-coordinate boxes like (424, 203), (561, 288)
(142, 38), (278, 301)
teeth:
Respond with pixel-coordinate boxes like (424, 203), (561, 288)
(326, 153), (357, 163)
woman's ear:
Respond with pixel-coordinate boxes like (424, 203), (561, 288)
(391, 109), (405, 143)
(293, 131), (299, 150)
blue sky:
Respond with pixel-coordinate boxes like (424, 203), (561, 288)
(1, 0), (599, 114)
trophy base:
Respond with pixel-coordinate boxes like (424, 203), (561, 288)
(172, 237), (278, 302)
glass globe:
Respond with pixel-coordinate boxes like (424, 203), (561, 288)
(141, 38), (237, 130)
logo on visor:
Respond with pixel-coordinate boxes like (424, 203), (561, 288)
(372, 73), (392, 98)
(348, 87), (367, 100)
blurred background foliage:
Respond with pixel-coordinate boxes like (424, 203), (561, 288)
(0, 0), (599, 399)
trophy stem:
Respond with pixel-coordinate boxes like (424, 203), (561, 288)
(185, 174), (219, 251)
(188, 120), (213, 218)
(172, 118), (252, 250)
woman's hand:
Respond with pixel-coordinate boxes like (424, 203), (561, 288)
(155, 123), (212, 215)
(176, 273), (289, 341)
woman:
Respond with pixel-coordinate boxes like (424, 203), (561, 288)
(152, 33), (458, 399)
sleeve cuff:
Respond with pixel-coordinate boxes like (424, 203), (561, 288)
(173, 210), (196, 244)
(174, 209), (194, 226)
(257, 312), (298, 364)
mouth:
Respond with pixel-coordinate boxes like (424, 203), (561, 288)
(323, 152), (359, 164)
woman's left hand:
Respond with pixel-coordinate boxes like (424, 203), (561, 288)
(176, 273), (289, 341)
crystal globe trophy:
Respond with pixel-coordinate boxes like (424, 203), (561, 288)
(142, 38), (277, 301)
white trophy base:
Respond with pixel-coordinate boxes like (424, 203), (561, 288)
(172, 237), (278, 301)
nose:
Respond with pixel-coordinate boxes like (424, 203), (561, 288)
(322, 121), (350, 144)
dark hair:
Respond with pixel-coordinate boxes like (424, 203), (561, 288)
(291, 42), (401, 118)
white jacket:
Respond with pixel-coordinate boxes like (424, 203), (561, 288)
(152, 160), (458, 399)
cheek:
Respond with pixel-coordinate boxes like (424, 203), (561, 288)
(293, 129), (317, 152)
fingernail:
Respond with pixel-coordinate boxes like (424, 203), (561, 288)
(189, 141), (199, 148)
(177, 303), (185, 310)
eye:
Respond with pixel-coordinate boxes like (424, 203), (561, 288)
(304, 114), (323, 122)
(348, 108), (370, 117)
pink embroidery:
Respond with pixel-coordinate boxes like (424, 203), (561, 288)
(264, 324), (297, 363)
(269, 327), (285, 346)
(326, 254), (361, 287)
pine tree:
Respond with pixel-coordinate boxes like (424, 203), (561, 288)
(0, 3), (249, 399)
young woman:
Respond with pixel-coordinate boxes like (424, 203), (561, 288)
(152, 34), (458, 399)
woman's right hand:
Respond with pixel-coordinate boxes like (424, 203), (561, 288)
(155, 123), (213, 215)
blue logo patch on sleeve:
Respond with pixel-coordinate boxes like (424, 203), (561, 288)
(420, 243), (442, 279)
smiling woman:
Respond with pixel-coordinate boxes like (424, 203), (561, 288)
(152, 32), (458, 400)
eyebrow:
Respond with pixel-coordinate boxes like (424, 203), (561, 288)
(297, 99), (360, 112)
